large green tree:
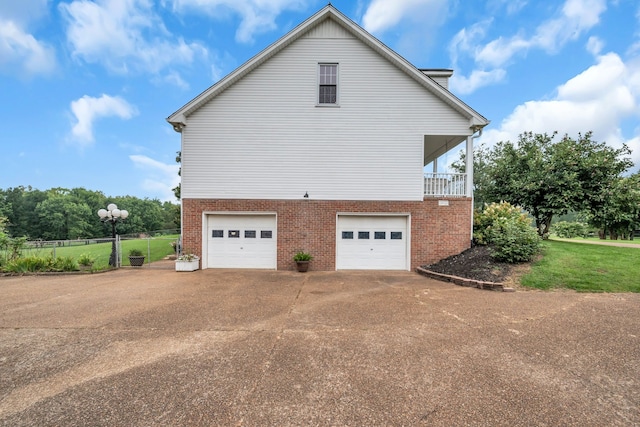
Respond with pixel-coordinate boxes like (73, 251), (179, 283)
(0, 186), (180, 240)
(36, 193), (94, 240)
(451, 143), (492, 210)
(110, 196), (167, 236)
(1, 186), (47, 238)
(486, 132), (632, 237)
(586, 174), (640, 239)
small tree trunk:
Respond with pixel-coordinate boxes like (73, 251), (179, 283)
(540, 216), (553, 239)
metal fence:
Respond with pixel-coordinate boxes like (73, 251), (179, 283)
(23, 229), (180, 269)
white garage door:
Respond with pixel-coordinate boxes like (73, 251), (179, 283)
(206, 214), (277, 269)
(336, 215), (409, 270)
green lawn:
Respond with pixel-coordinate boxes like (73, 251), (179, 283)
(520, 240), (640, 292)
(20, 235), (178, 270)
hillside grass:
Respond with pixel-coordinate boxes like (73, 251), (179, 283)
(520, 240), (640, 292)
(18, 235), (178, 270)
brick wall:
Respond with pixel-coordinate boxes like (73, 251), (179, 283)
(182, 198), (472, 271)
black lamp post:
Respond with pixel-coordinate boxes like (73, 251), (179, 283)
(97, 204), (129, 267)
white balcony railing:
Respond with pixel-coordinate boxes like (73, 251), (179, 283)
(424, 173), (467, 197)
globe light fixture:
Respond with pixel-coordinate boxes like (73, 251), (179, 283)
(98, 204), (129, 267)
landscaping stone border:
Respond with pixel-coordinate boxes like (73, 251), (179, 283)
(416, 267), (515, 292)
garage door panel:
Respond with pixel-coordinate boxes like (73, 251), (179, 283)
(337, 216), (408, 270)
(207, 215), (276, 269)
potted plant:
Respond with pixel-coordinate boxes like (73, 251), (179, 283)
(293, 250), (313, 272)
(77, 253), (95, 271)
(175, 253), (200, 272)
(128, 248), (145, 267)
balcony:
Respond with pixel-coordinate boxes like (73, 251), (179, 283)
(424, 173), (467, 197)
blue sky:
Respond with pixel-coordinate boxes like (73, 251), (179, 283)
(1, 0), (639, 202)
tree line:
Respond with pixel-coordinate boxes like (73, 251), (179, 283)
(454, 131), (639, 239)
(0, 186), (180, 241)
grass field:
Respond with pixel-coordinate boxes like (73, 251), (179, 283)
(19, 235), (178, 270)
(520, 240), (640, 292)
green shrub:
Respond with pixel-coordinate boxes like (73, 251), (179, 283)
(490, 219), (542, 263)
(552, 221), (589, 238)
(77, 253), (95, 266)
(3, 258), (29, 274)
(3, 255), (78, 273)
(474, 202), (542, 263)
(129, 248), (143, 256)
(293, 251), (313, 262)
(54, 256), (78, 272)
(0, 223), (27, 264)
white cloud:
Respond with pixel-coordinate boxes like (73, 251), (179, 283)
(361, 0), (450, 62)
(450, 0), (607, 94)
(557, 53), (628, 102)
(448, 20), (490, 66)
(129, 155), (180, 202)
(479, 51), (640, 167)
(69, 94), (138, 145)
(154, 71), (190, 90)
(208, 50), (233, 82)
(211, 64), (223, 82)
(474, 36), (531, 69)
(627, 5), (640, 56)
(451, 68), (506, 95)
(362, 0), (442, 34)
(529, 0), (605, 53)
(586, 36), (604, 56)
(170, 0), (306, 43)
(503, 0), (527, 15)
(0, 20), (56, 76)
(0, 0), (55, 77)
(562, 0), (604, 30)
(59, 0), (207, 74)
(0, 0), (49, 27)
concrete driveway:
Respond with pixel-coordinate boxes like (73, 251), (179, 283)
(1, 268), (639, 426)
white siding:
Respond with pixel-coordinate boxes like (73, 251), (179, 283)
(182, 24), (472, 201)
(303, 17), (353, 39)
(430, 76), (449, 89)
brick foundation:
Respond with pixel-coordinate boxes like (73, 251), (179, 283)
(182, 198), (472, 271)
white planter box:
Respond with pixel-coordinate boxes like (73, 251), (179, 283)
(175, 258), (199, 272)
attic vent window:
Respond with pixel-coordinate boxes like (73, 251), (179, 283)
(318, 63), (338, 105)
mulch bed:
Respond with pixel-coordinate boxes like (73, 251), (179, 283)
(422, 245), (514, 283)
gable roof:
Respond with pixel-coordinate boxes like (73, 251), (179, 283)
(167, 4), (489, 131)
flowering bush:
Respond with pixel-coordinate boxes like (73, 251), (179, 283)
(474, 202), (541, 263)
(177, 253), (199, 261)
